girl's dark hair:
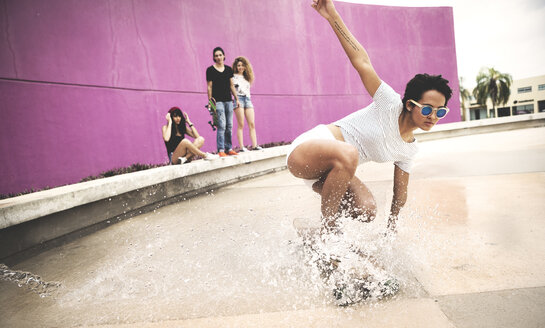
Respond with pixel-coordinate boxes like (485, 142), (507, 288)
(168, 107), (186, 136)
(212, 46), (225, 61)
(401, 74), (453, 110)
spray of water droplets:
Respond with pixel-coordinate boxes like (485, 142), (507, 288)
(286, 203), (447, 307)
(0, 263), (61, 298)
(22, 203), (449, 323)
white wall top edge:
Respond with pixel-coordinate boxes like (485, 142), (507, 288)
(335, 0), (453, 7)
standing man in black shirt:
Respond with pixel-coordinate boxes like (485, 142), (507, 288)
(206, 47), (241, 157)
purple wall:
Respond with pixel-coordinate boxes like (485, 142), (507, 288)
(0, 0), (459, 195)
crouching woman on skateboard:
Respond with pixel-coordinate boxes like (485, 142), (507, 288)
(287, 0), (453, 233)
(162, 107), (218, 164)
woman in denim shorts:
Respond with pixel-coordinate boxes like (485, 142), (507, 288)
(232, 56), (262, 151)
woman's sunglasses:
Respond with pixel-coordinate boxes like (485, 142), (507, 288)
(409, 99), (449, 119)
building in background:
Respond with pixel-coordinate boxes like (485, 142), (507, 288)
(469, 75), (545, 120)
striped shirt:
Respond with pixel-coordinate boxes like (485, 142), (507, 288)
(334, 81), (418, 173)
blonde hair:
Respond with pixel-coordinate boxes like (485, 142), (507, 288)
(232, 56), (254, 84)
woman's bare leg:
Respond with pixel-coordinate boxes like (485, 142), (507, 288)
(340, 177), (377, 222)
(193, 136), (204, 149)
(287, 139), (359, 229)
(172, 139), (207, 164)
(234, 106), (245, 148)
(312, 176), (377, 222)
(184, 136), (205, 160)
(244, 107), (258, 147)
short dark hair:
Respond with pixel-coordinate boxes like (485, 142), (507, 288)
(401, 74), (452, 110)
(212, 47), (225, 61)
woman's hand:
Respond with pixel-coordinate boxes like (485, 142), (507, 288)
(311, 0), (337, 20)
(165, 113), (172, 123)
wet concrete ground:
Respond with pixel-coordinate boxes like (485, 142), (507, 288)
(1, 127), (544, 327)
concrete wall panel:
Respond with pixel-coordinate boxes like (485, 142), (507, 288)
(0, 0), (460, 194)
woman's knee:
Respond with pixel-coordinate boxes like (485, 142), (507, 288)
(194, 136), (204, 147)
(248, 121), (255, 130)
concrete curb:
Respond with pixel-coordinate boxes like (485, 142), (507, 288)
(0, 146), (289, 230)
(0, 146), (289, 260)
(415, 112), (545, 141)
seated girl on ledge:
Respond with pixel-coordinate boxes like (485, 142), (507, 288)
(162, 107), (218, 164)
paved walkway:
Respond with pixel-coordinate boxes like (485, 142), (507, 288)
(1, 127), (544, 327)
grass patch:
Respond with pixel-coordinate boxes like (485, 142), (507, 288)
(79, 163), (167, 182)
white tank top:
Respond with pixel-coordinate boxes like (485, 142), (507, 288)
(233, 74), (251, 97)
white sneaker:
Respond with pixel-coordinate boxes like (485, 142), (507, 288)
(203, 153), (219, 160)
(178, 157), (188, 165)
(254, 146), (263, 150)
(240, 147), (249, 152)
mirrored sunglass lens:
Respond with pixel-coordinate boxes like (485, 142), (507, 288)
(421, 106), (433, 116)
(437, 109), (447, 118)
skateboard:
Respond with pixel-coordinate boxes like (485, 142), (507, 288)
(205, 98), (218, 131)
(293, 218), (399, 306)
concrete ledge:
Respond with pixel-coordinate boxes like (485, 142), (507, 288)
(415, 112), (545, 141)
(0, 146), (289, 230)
(0, 146), (289, 260)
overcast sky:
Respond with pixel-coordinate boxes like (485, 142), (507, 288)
(337, 0), (545, 89)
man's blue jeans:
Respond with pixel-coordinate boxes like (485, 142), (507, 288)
(215, 101), (234, 152)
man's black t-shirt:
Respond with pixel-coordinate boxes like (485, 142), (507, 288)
(206, 65), (234, 102)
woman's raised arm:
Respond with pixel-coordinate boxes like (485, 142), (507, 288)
(162, 113), (172, 142)
(312, 0), (381, 97)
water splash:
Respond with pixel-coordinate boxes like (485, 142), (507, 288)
(292, 208), (443, 307)
(51, 206), (446, 319)
(0, 263), (61, 298)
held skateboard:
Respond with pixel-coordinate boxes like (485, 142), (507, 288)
(205, 98), (218, 131)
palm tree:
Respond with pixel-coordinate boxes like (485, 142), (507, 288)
(472, 67), (512, 118)
(459, 77), (471, 121)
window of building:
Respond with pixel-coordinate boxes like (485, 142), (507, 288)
(497, 107), (510, 117)
(512, 104), (534, 115)
(538, 100), (545, 112)
(470, 107), (487, 120)
(517, 86), (532, 93)
(538, 84), (545, 91)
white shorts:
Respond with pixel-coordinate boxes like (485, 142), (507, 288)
(286, 124), (337, 189)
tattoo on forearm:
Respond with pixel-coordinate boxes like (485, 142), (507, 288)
(334, 21), (360, 51)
